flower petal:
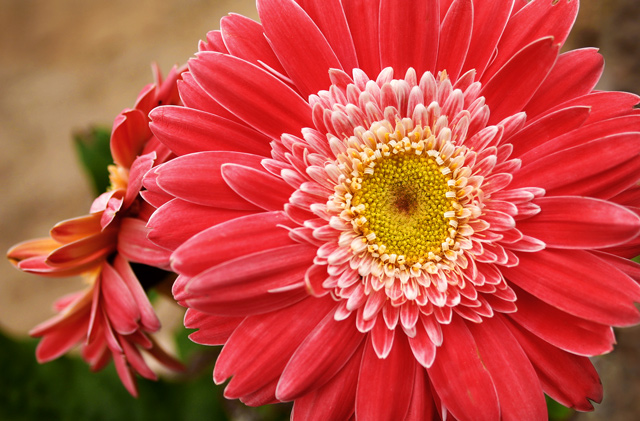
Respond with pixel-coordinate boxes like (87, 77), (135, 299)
(149, 105), (272, 157)
(426, 317), (499, 421)
(379, 0), (439, 76)
(355, 334), (415, 420)
(257, 0), (342, 97)
(468, 315), (547, 421)
(507, 285), (615, 356)
(277, 312), (365, 401)
(504, 249), (640, 326)
(517, 196), (640, 249)
(189, 52), (314, 138)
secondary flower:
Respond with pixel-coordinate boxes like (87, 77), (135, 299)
(146, 0), (640, 419)
(7, 65), (185, 396)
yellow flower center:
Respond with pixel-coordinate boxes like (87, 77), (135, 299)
(351, 152), (457, 267)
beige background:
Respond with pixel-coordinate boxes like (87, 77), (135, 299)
(1, 0), (639, 419)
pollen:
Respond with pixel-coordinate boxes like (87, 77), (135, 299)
(351, 152), (456, 267)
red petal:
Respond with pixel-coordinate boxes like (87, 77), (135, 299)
(277, 312), (365, 400)
(484, 0), (578, 81)
(257, 0), (342, 97)
(222, 164), (295, 211)
(292, 342), (363, 421)
(220, 13), (288, 75)
(510, 133), (640, 196)
(100, 263), (141, 335)
(517, 196), (640, 249)
(295, 0), (358, 72)
(355, 334), (415, 420)
(481, 37), (560, 124)
(462, 0), (514, 78)
(468, 315), (547, 420)
(508, 285), (615, 356)
(117, 218), (171, 268)
(149, 105), (272, 157)
(403, 366), (436, 421)
(503, 249), (640, 326)
(148, 198), (255, 251)
(155, 151), (263, 209)
(436, 0), (473, 81)
(426, 317), (499, 421)
(216, 297), (336, 397)
(342, 0), (381, 76)
(379, 0), (439, 76)
(525, 48), (604, 118)
(172, 211), (296, 277)
(505, 318), (602, 411)
(507, 106), (590, 159)
(189, 52), (313, 139)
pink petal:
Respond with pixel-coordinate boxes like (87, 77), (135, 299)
(185, 309), (244, 346)
(503, 249), (640, 326)
(462, 0), (514, 77)
(148, 198), (255, 251)
(222, 163), (295, 211)
(481, 37), (560, 124)
(507, 106), (590, 159)
(45, 229), (116, 268)
(505, 318), (602, 411)
(510, 133), (640, 197)
(155, 151), (264, 209)
(176, 72), (243, 124)
(215, 297), (336, 397)
(100, 263), (141, 335)
(295, 0), (358, 71)
(436, 0), (473, 81)
(220, 13), (288, 75)
(407, 316), (437, 368)
(117, 217), (171, 268)
(524, 48), (604, 118)
(172, 211), (296, 277)
(277, 311), (365, 401)
(507, 285), (615, 356)
(189, 52), (314, 139)
(483, 0), (578, 81)
(426, 317), (499, 421)
(257, 0), (342, 97)
(149, 106), (272, 157)
(403, 365), (436, 420)
(517, 196), (640, 249)
(520, 114), (640, 165)
(379, 0), (439, 76)
(123, 152), (155, 209)
(183, 244), (316, 315)
(292, 342), (363, 420)
(112, 351), (138, 397)
(468, 315), (548, 420)
(113, 255), (161, 332)
(537, 91), (640, 126)
(110, 108), (151, 169)
(355, 334), (415, 420)
(342, 0), (381, 76)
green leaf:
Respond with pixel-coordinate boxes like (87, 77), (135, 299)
(73, 126), (113, 195)
(0, 329), (230, 421)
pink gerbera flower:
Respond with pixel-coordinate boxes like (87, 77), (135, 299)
(7, 65), (186, 396)
(146, 0), (640, 418)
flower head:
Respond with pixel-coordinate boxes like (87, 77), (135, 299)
(146, 0), (640, 418)
(7, 65), (186, 396)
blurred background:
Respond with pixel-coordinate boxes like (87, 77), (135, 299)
(0, 0), (639, 419)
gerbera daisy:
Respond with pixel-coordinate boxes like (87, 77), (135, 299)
(146, 0), (640, 418)
(7, 65), (186, 396)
